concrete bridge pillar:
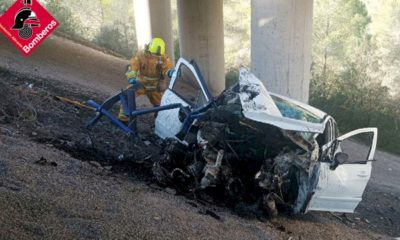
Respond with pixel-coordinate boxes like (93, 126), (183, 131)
(133, 0), (174, 61)
(251, 0), (314, 102)
(177, 0), (225, 96)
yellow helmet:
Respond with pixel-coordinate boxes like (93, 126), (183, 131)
(147, 37), (166, 55)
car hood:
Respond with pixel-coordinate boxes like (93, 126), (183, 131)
(238, 68), (326, 134)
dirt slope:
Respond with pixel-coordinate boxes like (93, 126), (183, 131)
(1, 128), (281, 240)
(0, 74), (382, 240)
(0, 34), (128, 95)
(0, 35), (398, 239)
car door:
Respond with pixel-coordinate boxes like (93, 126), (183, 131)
(306, 128), (378, 213)
(155, 58), (211, 140)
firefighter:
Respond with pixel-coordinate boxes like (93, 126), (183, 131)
(119, 37), (175, 122)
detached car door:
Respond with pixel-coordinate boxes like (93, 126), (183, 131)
(307, 128), (378, 213)
(155, 58), (211, 140)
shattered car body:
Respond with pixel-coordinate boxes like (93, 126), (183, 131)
(86, 58), (377, 216)
(153, 58), (378, 215)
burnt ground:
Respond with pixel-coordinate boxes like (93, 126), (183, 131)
(0, 33), (399, 239)
(0, 66), (398, 239)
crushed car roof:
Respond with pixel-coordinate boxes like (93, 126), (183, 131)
(238, 69), (327, 133)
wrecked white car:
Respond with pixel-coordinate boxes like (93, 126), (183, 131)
(88, 58), (378, 216)
(154, 58), (377, 215)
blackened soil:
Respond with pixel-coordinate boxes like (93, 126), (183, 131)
(0, 67), (398, 239)
(0, 67), (160, 182)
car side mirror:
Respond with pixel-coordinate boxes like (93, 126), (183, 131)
(330, 152), (349, 170)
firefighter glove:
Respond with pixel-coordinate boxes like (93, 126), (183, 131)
(128, 77), (137, 85)
(167, 69), (175, 78)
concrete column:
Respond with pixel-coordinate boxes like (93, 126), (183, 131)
(133, 0), (174, 61)
(177, 0), (225, 96)
(251, 0), (314, 102)
(133, 0), (151, 50)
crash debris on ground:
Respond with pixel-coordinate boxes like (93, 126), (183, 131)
(152, 81), (320, 218)
(85, 58), (377, 219)
(0, 61), (382, 229)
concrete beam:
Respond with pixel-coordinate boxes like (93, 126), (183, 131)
(251, 0), (313, 102)
(133, 0), (174, 61)
(177, 0), (225, 96)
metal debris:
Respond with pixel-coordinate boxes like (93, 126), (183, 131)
(152, 83), (320, 217)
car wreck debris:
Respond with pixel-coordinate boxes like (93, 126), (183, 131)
(87, 58), (378, 217)
(152, 79), (322, 217)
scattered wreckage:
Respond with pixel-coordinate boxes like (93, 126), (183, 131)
(87, 58), (378, 217)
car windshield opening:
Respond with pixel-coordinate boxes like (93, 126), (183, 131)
(271, 95), (322, 123)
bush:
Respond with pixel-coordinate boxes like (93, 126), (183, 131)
(45, 0), (80, 37)
(310, 66), (400, 154)
(0, 0), (14, 15)
(93, 22), (136, 57)
(225, 68), (239, 88)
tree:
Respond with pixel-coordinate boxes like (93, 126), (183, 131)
(366, 0), (400, 94)
(223, 0), (251, 70)
(312, 0), (372, 97)
(311, 0), (400, 154)
(46, 0), (80, 36)
(313, 0), (371, 79)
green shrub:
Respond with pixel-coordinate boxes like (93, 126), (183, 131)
(93, 22), (136, 57)
(310, 66), (400, 154)
(45, 0), (80, 37)
(225, 68), (239, 88)
(0, 0), (14, 15)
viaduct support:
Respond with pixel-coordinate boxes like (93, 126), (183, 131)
(177, 0), (225, 96)
(251, 0), (314, 102)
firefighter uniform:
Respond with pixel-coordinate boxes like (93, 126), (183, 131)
(118, 38), (174, 122)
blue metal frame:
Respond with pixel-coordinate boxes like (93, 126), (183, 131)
(87, 99), (135, 135)
(176, 101), (214, 139)
(87, 83), (141, 136)
(86, 59), (215, 139)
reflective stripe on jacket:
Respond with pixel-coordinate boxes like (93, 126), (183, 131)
(129, 51), (173, 84)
